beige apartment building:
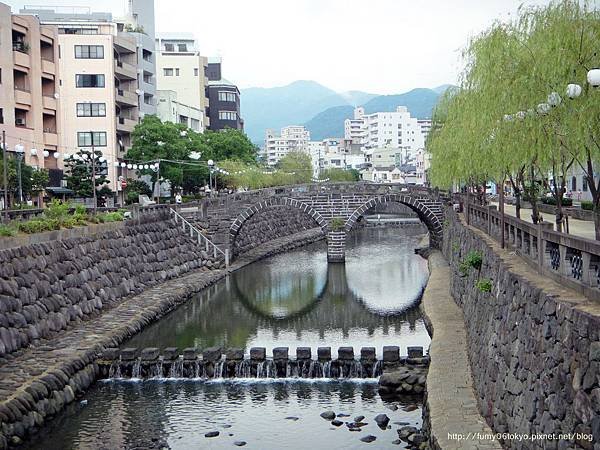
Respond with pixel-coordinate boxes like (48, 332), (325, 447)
(23, 7), (141, 195)
(155, 33), (209, 127)
(0, 2), (61, 175)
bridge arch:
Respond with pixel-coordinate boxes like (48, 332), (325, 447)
(229, 197), (328, 255)
(344, 194), (443, 248)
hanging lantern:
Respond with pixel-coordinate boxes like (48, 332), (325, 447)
(53, 152), (60, 159)
(30, 148), (37, 156)
(133, 164), (138, 170)
(587, 69), (600, 87)
(127, 164), (133, 169)
(99, 156), (106, 163)
(566, 83), (582, 99)
(14, 144), (25, 153)
(114, 161), (120, 167)
(537, 103), (551, 115)
(143, 164), (149, 169)
(120, 162), (127, 168)
(503, 114), (513, 122)
(43, 150), (50, 157)
(547, 92), (561, 107)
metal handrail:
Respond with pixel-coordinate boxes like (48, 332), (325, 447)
(169, 207), (229, 267)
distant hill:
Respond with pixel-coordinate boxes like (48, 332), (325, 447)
(240, 80), (350, 144)
(240, 80), (453, 144)
(303, 88), (442, 141)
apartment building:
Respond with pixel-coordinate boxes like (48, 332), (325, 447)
(155, 33), (209, 127)
(157, 90), (204, 132)
(0, 2), (61, 179)
(205, 57), (243, 131)
(263, 125), (311, 166)
(344, 107), (367, 145)
(21, 5), (157, 198)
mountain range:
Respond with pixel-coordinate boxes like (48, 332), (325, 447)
(240, 80), (451, 144)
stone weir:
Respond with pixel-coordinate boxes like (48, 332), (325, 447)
(97, 345), (429, 386)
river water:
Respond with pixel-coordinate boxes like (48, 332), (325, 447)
(24, 227), (431, 450)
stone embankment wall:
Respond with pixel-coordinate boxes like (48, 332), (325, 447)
(443, 211), (600, 450)
(0, 217), (221, 358)
(232, 205), (321, 255)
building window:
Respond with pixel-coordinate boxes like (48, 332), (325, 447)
(74, 45), (104, 59)
(163, 68), (173, 76)
(194, 68), (199, 76)
(572, 176), (577, 192)
(77, 131), (107, 147)
(178, 43), (187, 52)
(218, 91), (237, 102)
(164, 43), (174, 51)
(219, 111), (237, 121)
(0, 108), (3, 124)
(175, 68), (180, 76)
(77, 103), (106, 117)
(76, 74), (105, 88)
(583, 177), (588, 192)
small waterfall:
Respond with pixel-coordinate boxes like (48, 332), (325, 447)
(108, 359), (122, 378)
(194, 360), (201, 378)
(168, 358), (184, 378)
(347, 360), (364, 378)
(214, 360), (225, 378)
(149, 361), (163, 378)
(235, 360), (252, 378)
(372, 360), (383, 377)
(131, 358), (141, 378)
(323, 361), (332, 378)
(256, 361), (265, 378)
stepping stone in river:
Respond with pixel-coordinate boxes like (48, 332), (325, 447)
(285, 416), (299, 421)
(234, 441), (246, 447)
(360, 435), (377, 443)
(354, 415), (365, 423)
(331, 420), (343, 427)
(320, 410), (336, 420)
(374, 414), (390, 428)
(205, 431), (219, 438)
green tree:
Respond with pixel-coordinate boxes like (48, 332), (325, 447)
(123, 179), (152, 204)
(277, 152), (312, 184)
(198, 129), (258, 163)
(64, 149), (111, 198)
(321, 168), (360, 182)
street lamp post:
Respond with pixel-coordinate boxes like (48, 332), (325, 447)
(208, 159), (214, 193)
(14, 144), (24, 205)
(2, 131), (8, 222)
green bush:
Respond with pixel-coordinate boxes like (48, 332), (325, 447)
(18, 219), (59, 234)
(44, 199), (70, 221)
(329, 217), (345, 231)
(541, 197), (572, 207)
(581, 201), (594, 211)
(459, 250), (483, 275)
(476, 278), (493, 293)
(96, 211), (124, 223)
(0, 224), (16, 237)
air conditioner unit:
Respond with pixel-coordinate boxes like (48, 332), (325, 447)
(15, 118), (25, 126)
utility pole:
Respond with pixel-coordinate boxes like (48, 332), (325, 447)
(90, 131), (97, 215)
(2, 131), (8, 223)
(156, 159), (160, 204)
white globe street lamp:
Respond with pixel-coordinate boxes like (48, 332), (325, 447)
(587, 69), (600, 87)
(566, 83), (582, 99)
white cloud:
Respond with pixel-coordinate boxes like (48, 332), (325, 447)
(8, 0), (552, 93)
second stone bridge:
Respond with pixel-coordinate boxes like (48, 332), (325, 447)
(186, 182), (445, 262)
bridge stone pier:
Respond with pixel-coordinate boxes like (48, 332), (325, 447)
(188, 183), (445, 263)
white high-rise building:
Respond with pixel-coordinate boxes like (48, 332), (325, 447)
(344, 106), (367, 145)
(262, 125), (310, 166)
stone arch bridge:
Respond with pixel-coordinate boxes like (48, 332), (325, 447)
(188, 182), (445, 263)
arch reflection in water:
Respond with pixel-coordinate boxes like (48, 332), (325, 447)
(125, 228), (431, 357)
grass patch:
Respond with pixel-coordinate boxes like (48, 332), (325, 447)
(476, 278), (493, 293)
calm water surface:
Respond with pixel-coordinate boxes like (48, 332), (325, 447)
(24, 228), (431, 449)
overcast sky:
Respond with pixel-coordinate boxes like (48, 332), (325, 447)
(8, 0), (553, 94)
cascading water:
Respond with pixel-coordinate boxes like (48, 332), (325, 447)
(108, 358), (122, 378)
(372, 360), (383, 377)
(131, 358), (142, 378)
(168, 358), (183, 378)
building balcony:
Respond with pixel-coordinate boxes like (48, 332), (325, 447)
(41, 58), (56, 76)
(14, 88), (32, 106)
(13, 49), (31, 69)
(42, 95), (57, 112)
(114, 60), (137, 80)
(44, 131), (58, 146)
(115, 88), (138, 107)
(114, 34), (137, 54)
(116, 116), (137, 133)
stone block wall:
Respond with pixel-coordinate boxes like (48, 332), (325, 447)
(0, 219), (220, 358)
(232, 205), (321, 256)
(443, 212), (600, 449)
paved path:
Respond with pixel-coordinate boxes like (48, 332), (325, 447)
(0, 229), (324, 447)
(421, 251), (503, 450)
(492, 202), (596, 240)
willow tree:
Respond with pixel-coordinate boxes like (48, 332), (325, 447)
(428, 0), (600, 235)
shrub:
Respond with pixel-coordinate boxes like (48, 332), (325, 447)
(0, 224), (16, 237)
(329, 217), (345, 231)
(96, 211), (124, 223)
(476, 278), (493, 293)
(541, 197), (572, 207)
(581, 201), (594, 211)
(44, 199), (70, 222)
(464, 250), (483, 270)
